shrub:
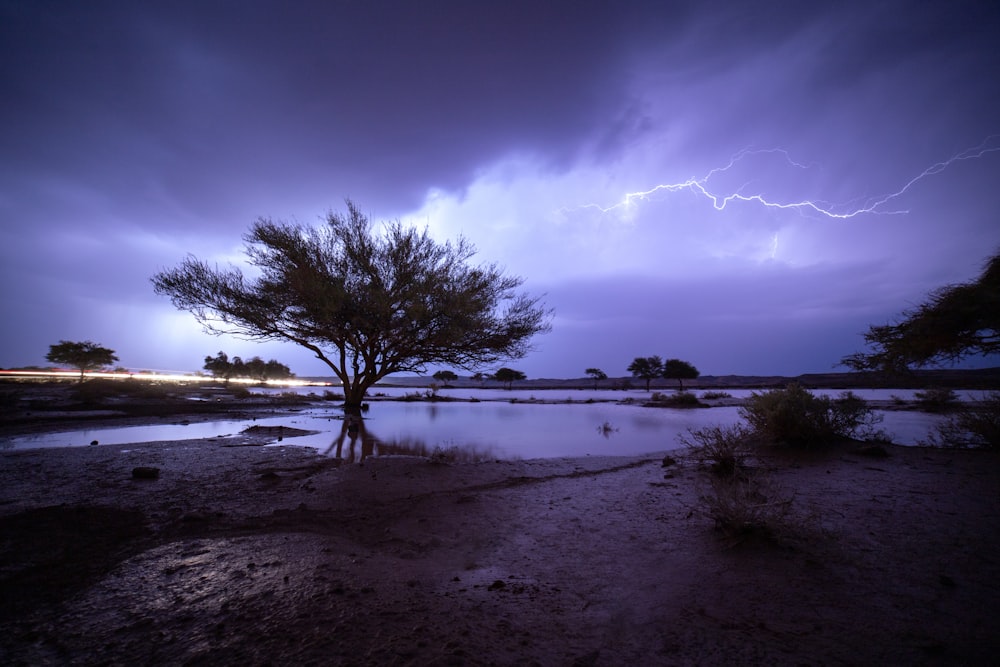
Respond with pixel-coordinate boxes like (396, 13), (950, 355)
(921, 392), (1000, 449)
(914, 387), (960, 413)
(680, 424), (755, 475)
(699, 470), (794, 546)
(700, 391), (732, 400)
(647, 391), (703, 408)
(740, 383), (883, 447)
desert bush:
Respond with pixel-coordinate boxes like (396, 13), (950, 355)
(322, 390), (345, 401)
(700, 391), (732, 400)
(647, 391), (703, 408)
(680, 423), (756, 475)
(699, 470), (795, 546)
(228, 385), (251, 399)
(921, 392), (1000, 449)
(740, 383), (883, 447)
(914, 387), (960, 413)
(74, 378), (176, 402)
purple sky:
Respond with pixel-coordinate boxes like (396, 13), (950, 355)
(2, 1), (999, 379)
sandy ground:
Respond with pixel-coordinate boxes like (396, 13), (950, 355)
(1, 390), (999, 665)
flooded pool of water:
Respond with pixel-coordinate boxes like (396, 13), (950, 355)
(3, 399), (948, 459)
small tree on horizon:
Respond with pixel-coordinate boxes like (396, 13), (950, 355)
(493, 367), (526, 389)
(627, 356), (663, 391)
(662, 358), (699, 391)
(46, 340), (119, 382)
(432, 370), (459, 385)
(585, 367), (607, 389)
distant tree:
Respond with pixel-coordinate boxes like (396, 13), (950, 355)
(204, 352), (293, 383)
(627, 356), (663, 391)
(204, 351), (235, 383)
(842, 249), (1000, 373)
(662, 358), (700, 391)
(472, 371), (487, 385)
(264, 359), (294, 380)
(46, 340), (118, 382)
(152, 201), (550, 412)
(432, 370), (459, 385)
(493, 367), (526, 389)
(585, 367), (607, 389)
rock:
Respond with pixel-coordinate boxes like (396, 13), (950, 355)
(131, 466), (160, 480)
(89, 440), (99, 446)
(661, 455), (677, 467)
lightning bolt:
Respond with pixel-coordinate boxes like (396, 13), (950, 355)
(568, 135), (1000, 220)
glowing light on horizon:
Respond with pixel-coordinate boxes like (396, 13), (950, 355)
(0, 369), (332, 386)
(569, 135), (1000, 220)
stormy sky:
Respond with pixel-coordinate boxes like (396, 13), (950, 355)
(2, 1), (999, 379)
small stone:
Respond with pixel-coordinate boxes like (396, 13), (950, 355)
(89, 440), (99, 446)
(132, 466), (160, 480)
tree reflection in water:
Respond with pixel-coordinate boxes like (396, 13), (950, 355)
(321, 415), (498, 463)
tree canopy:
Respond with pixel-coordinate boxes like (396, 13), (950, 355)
(204, 351), (294, 383)
(493, 367), (526, 389)
(585, 367), (607, 389)
(842, 249), (1000, 373)
(46, 340), (118, 381)
(432, 370), (458, 384)
(152, 201), (550, 409)
(662, 358), (699, 390)
(627, 356), (662, 391)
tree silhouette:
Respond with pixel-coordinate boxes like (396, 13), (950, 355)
(843, 248), (1000, 372)
(585, 367), (607, 389)
(153, 201), (550, 411)
(46, 340), (118, 382)
(627, 356), (663, 391)
(662, 358), (699, 390)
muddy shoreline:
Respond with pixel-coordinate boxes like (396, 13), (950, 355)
(1, 386), (999, 664)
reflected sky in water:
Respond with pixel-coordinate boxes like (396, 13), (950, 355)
(3, 396), (949, 458)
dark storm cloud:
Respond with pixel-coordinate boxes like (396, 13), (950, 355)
(1, 0), (998, 375)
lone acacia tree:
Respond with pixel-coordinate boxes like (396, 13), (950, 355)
(662, 358), (699, 391)
(46, 340), (119, 382)
(585, 367), (607, 389)
(627, 355), (663, 391)
(842, 249), (1000, 372)
(493, 367), (526, 389)
(152, 201), (550, 411)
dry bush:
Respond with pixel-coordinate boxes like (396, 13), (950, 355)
(921, 392), (1000, 449)
(679, 423), (756, 475)
(699, 469), (796, 547)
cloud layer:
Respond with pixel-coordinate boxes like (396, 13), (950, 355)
(2, 1), (998, 378)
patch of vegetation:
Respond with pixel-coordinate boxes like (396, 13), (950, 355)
(700, 391), (732, 400)
(739, 384), (884, 447)
(921, 392), (1000, 449)
(73, 378), (176, 403)
(699, 470), (795, 547)
(680, 424), (756, 475)
(914, 387), (960, 413)
(646, 391), (704, 408)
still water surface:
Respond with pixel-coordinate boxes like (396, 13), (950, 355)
(4, 393), (949, 458)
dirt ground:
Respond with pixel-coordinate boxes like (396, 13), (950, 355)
(1, 389), (999, 665)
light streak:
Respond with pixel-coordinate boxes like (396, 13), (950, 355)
(0, 369), (331, 386)
(571, 135), (1000, 220)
